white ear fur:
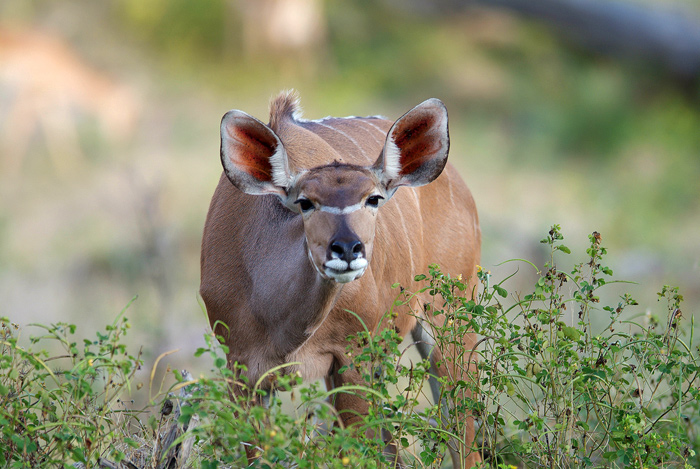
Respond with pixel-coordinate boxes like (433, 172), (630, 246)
(381, 138), (402, 181)
(268, 140), (292, 189)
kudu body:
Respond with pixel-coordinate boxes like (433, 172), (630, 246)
(200, 92), (481, 467)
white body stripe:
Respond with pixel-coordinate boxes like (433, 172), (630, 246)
(394, 202), (415, 273)
(299, 115), (387, 124)
(356, 119), (385, 145)
(314, 122), (368, 160)
(361, 119), (387, 135)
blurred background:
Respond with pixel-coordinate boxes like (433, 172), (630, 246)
(1, 0), (699, 372)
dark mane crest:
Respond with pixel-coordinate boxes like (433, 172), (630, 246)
(269, 90), (302, 132)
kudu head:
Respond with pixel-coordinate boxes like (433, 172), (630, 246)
(219, 97), (449, 283)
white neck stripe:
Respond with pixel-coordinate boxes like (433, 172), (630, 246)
(318, 203), (363, 215)
(315, 122), (368, 160)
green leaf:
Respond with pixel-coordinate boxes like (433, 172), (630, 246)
(124, 437), (141, 448)
(563, 326), (581, 341)
(494, 285), (508, 298)
(214, 357), (226, 369)
(557, 245), (571, 254)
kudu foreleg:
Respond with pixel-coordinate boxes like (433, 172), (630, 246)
(412, 320), (481, 469)
(326, 359), (404, 467)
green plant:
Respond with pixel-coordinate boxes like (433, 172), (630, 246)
(168, 324), (385, 468)
(338, 309), (442, 467)
(0, 301), (143, 467)
(1, 226), (697, 469)
(403, 225), (699, 468)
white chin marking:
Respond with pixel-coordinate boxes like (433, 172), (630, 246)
(325, 258), (348, 271)
(325, 268), (366, 284)
(349, 258), (368, 270)
(323, 257), (368, 283)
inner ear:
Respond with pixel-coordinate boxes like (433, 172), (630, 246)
(374, 98), (449, 190)
(392, 109), (443, 176)
(220, 110), (292, 197)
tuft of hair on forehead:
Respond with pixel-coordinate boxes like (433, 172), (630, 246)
(269, 90), (303, 131)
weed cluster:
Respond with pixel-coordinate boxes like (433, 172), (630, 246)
(412, 225), (699, 468)
(1, 227), (697, 468)
(0, 301), (143, 467)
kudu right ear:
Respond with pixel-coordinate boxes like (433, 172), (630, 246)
(373, 98), (449, 195)
(220, 110), (292, 197)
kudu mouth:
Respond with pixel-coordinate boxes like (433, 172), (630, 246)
(308, 210), (373, 284)
(323, 257), (369, 284)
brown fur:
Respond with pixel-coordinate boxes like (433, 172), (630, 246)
(200, 92), (481, 467)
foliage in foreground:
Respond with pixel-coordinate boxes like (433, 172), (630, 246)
(0, 226), (698, 468)
(0, 301), (143, 467)
(425, 226), (700, 468)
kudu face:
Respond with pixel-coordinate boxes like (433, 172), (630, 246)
(219, 98), (450, 284)
(290, 165), (383, 283)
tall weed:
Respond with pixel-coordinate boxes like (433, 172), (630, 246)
(0, 227), (697, 468)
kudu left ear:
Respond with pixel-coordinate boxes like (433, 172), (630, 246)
(373, 98), (449, 193)
(220, 110), (292, 198)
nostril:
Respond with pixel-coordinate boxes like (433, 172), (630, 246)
(329, 239), (364, 263)
(330, 242), (345, 257)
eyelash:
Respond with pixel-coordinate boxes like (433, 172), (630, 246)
(366, 195), (383, 207)
(295, 198), (314, 212)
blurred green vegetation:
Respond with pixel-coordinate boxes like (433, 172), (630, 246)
(0, 0), (698, 363)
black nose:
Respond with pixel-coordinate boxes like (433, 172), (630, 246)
(329, 239), (364, 263)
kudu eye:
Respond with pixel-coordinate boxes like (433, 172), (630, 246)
(295, 198), (315, 213)
(366, 195), (384, 208)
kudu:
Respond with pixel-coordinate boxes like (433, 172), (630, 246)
(200, 91), (481, 467)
